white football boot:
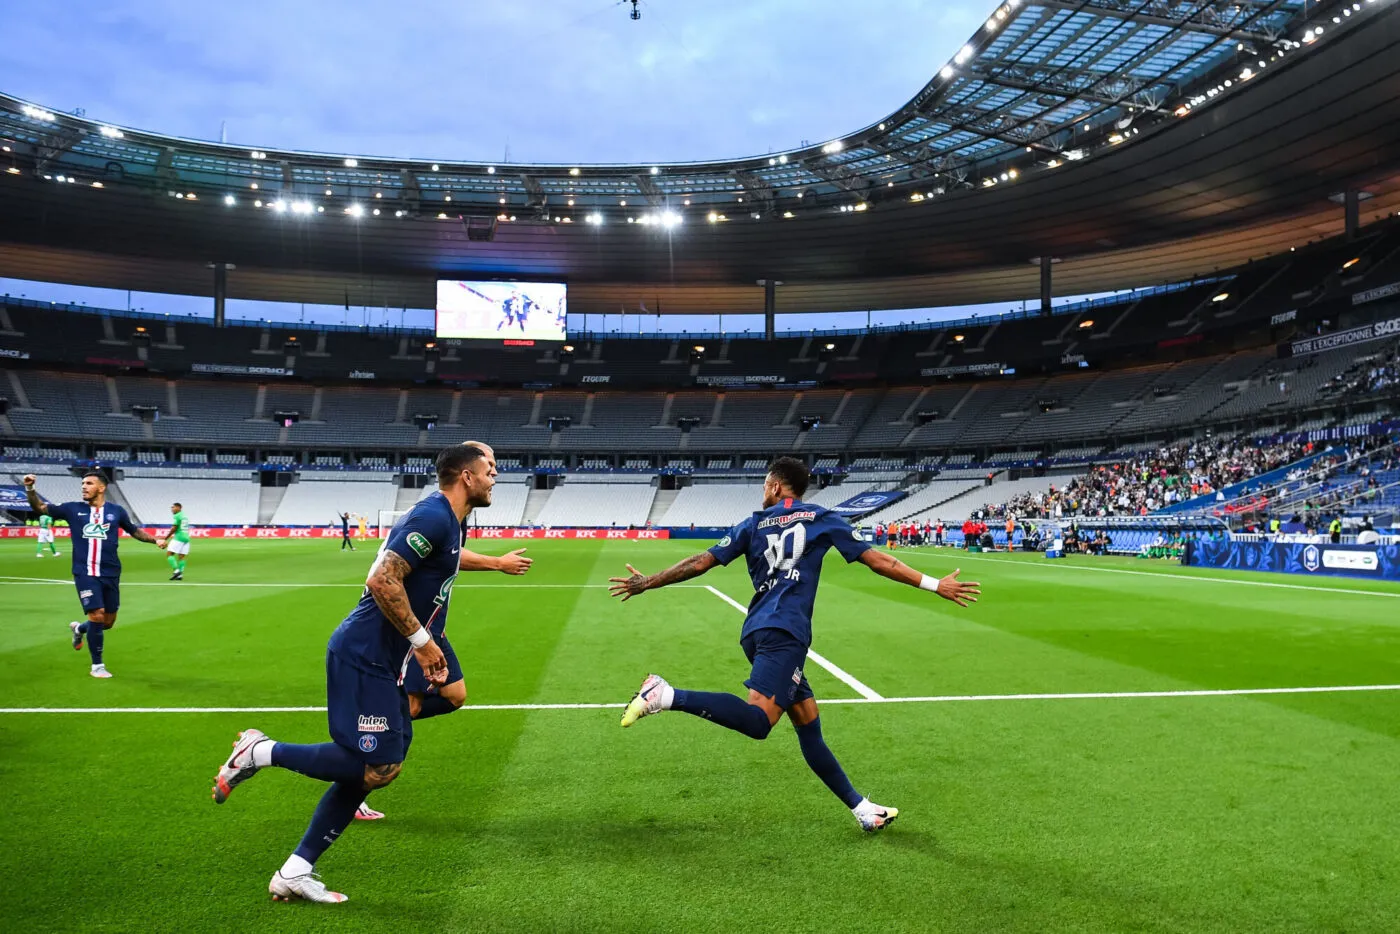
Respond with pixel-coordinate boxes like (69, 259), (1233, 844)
(354, 801), (385, 821)
(89, 664), (113, 679)
(620, 673), (674, 727)
(212, 728), (268, 804)
(852, 798), (899, 833)
(269, 871), (348, 904)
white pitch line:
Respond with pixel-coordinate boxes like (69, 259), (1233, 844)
(0, 576), (702, 589)
(4, 684), (1398, 714)
(899, 551), (1400, 599)
(702, 584), (884, 701)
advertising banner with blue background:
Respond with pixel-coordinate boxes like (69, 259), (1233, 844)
(829, 490), (907, 517)
(0, 486), (34, 510)
(1184, 539), (1400, 580)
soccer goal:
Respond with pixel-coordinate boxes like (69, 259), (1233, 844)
(377, 510), (409, 539)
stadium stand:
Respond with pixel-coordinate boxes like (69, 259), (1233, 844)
(658, 482), (763, 528)
(270, 474), (399, 526)
(117, 476), (260, 526)
(532, 476), (657, 528)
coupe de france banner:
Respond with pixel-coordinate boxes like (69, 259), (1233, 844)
(828, 490), (907, 517)
(436, 280), (567, 341)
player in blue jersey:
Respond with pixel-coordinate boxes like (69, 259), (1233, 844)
(208, 444), (497, 904)
(353, 440), (533, 822)
(23, 471), (163, 679)
(609, 457), (980, 832)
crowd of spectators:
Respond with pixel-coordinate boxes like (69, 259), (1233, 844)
(1322, 341), (1400, 400)
(978, 436), (1314, 521)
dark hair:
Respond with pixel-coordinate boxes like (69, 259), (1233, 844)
(81, 470), (107, 486)
(172, 502), (182, 509)
(437, 443), (487, 486)
(766, 457), (809, 498)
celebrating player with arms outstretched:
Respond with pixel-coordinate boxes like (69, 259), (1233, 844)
(210, 444), (496, 904)
(354, 440), (532, 822)
(609, 457), (980, 832)
(23, 471), (163, 679)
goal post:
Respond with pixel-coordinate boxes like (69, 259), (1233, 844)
(378, 510), (410, 539)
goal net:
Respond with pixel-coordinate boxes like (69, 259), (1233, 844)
(378, 510), (409, 539)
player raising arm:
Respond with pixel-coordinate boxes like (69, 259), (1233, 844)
(209, 444), (495, 904)
(609, 457), (978, 832)
(24, 472), (162, 678)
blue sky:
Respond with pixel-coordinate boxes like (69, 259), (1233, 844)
(3, 0), (987, 164)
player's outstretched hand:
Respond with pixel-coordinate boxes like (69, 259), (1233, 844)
(935, 568), (981, 607)
(608, 564), (648, 601)
(498, 548), (533, 575)
(413, 640), (448, 685)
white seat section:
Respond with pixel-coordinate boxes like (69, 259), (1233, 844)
(806, 482), (875, 508)
(116, 477), (261, 526)
(533, 480), (657, 528)
(272, 477), (399, 526)
(659, 483), (763, 528)
(861, 479), (988, 525)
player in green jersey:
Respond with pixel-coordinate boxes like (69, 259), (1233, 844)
(35, 513), (60, 558)
(159, 502), (192, 580)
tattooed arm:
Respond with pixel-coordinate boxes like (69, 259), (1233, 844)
(608, 551), (718, 602)
(21, 475), (49, 516)
(366, 549), (447, 682)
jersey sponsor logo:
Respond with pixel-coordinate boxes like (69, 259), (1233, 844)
(757, 510), (817, 530)
(357, 715), (389, 732)
(81, 521), (111, 539)
(406, 532), (433, 558)
(358, 734), (379, 753)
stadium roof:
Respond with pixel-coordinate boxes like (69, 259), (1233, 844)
(2, 0), (1400, 313)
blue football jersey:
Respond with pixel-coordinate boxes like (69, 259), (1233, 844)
(708, 498), (871, 646)
(328, 491), (463, 681)
(48, 501), (142, 579)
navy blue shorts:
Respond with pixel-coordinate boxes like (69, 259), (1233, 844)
(400, 633), (462, 695)
(741, 627), (813, 708)
(73, 574), (119, 615)
(325, 649), (412, 765)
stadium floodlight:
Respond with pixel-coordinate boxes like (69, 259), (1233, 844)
(953, 334), (965, 342)
(91, 181), (103, 188)
(5, 167), (20, 175)
(822, 141), (843, 154)
(1212, 292), (1230, 303)
(569, 167), (580, 176)
(344, 158), (357, 168)
(707, 212), (719, 223)
(375, 191), (382, 198)
(250, 150), (266, 160)
(659, 211), (682, 228)
(783, 211), (795, 218)
(291, 200), (313, 215)
(567, 198), (575, 206)
(250, 182), (258, 189)
(345, 203), (365, 217)
(99, 126), (124, 139)
(940, 65), (954, 79)
(650, 166), (659, 175)
(778, 154), (788, 164)
(431, 163), (440, 171)
(955, 44), (974, 64)
(444, 194), (452, 202)
(324, 188), (332, 196)
(270, 200), (286, 213)
(619, 199), (627, 206)
(21, 104), (57, 121)
(254, 199), (263, 207)
(372, 207), (380, 216)
(487, 166), (495, 174)
(586, 213), (603, 225)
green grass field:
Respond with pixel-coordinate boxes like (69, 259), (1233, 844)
(2, 536), (1399, 933)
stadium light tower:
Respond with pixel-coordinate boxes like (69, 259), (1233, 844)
(629, 0), (640, 19)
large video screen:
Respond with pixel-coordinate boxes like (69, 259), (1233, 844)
(436, 280), (567, 341)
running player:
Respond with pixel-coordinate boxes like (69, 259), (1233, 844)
(22, 471), (163, 678)
(35, 511), (60, 558)
(609, 457), (980, 831)
(355, 440), (532, 822)
(159, 502), (191, 580)
(210, 444), (496, 903)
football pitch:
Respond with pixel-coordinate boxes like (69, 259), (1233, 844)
(2, 537), (1399, 933)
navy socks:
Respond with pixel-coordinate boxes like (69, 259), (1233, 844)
(271, 742), (366, 785)
(293, 781), (364, 863)
(672, 689), (773, 739)
(796, 717), (863, 808)
(80, 621), (104, 666)
(412, 694), (460, 720)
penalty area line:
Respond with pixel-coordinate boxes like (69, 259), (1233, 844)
(4, 684), (1398, 714)
(702, 584), (884, 701)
